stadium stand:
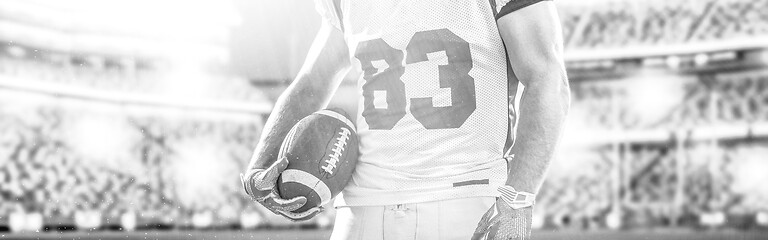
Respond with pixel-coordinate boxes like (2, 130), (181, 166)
(0, 49), (265, 103)
(0, 104), (267, 229)
(1, 0), (768, 232)
(546, 69), (768, 229)
(561, 0), (768, 49)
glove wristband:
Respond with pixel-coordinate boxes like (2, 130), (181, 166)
(498, 185), (536, 209)
(241, 169), (262, 199)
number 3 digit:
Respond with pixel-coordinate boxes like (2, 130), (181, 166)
(356, 28), (476, 130)
(406, 29), (476, 129)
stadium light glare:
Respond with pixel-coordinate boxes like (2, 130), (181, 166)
(531, 211), (545, 229)
(730, 146), (768, 198)
(24, 212), (43, 232)
(699, 212), (726, 227)
(606, 211), (622, 229)
(192, 211), (214, 229)
(760, 50), (768, 65)
(665, 56), (681, 69)
(7, 45), (26, 58)
(65, 115), (140, 168)
(165, 72), (211, 98)
(169, 139), (235, 209)
(623, 73), (688, 125)
(316, 214), (333, 229)
(160, 59), (212, 100)
(29, 0), (239, 35)
(74, 210), (102, 230)
(757, 212), (768, 226)
(15, 0), (239, 60)
(9, 211), (24, 233)
(240, 212), (263, 229)
(694, 53), (709, 66)
(561, 107), (602, 148)
(120, 211), (137, 231)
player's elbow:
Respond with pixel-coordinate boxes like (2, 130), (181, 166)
(553, 66), (571, 115)
(520, 62), (570, 116)
(557, 76), (571, 117)
(552, 69), (570, 117)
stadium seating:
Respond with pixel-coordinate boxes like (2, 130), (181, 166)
(2, 0), (768, 231)
(3, 51), (768, 231)
(0, 54), (265, 103)
(539, 70), (768, 229)
(536, 148), (612, 229)
(0, 105), (270, 229)
(561, 0), (768, 49)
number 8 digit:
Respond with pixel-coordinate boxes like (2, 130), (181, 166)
(355, 38), (407, 130)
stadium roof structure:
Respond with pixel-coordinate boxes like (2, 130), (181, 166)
(0, 0), (240, 60)
(0, 75), (273, 116)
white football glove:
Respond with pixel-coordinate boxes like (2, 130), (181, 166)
(472, 186), (536, 240)
(240, 157), (323, 221)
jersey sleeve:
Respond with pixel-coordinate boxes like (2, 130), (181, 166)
(493, 0), (552, 19)
(313, 0), (344, 31)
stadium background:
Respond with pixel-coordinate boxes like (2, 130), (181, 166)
(1, 0), (767, 239)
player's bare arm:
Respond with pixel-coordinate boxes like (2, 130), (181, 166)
(501, 1), (569, 196)
(241, 22), (352, 221)
(474, 1), (570, 239)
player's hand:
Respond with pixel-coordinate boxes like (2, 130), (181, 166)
(471, 186), (534, 240)
(240, 157), (323, 221)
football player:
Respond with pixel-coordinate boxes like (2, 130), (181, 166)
(241, 0), (570, 239)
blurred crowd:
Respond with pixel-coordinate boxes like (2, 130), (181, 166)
(0, 47), (264, 103)
(3, 70), (764, 230)
(541, 70), (768, 229)
(561, 0), (768, 49)
(0, 103), (270, 228)
(569, 70), (768, 130)
(658, 71), (768, 128)
(1, 0), (768, 232)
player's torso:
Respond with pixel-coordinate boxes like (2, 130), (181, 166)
(337, 0), (512, 205)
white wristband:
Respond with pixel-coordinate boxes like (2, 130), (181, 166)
(498, 186), (536, 209)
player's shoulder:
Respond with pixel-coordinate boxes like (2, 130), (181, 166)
(313, 0), (344, 30)
(313, 0), (339, 11)
(493, 0), (553, 19)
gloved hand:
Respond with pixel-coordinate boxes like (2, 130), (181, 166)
(471, 186), (535, 240)
(240, 157), (323, 221)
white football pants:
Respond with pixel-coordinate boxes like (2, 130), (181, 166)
(330, 197), (496, 240)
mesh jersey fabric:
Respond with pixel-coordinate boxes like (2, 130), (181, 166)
(314, 0), (525, 206)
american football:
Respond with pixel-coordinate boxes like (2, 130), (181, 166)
(276, 108), (359, 213)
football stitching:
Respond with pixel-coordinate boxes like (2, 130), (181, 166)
(320, 127), (351, 177)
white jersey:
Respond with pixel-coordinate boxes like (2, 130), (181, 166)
(315, 0), (542, 206)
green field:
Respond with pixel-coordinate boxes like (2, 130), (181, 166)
(1, 229), (766, 240)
